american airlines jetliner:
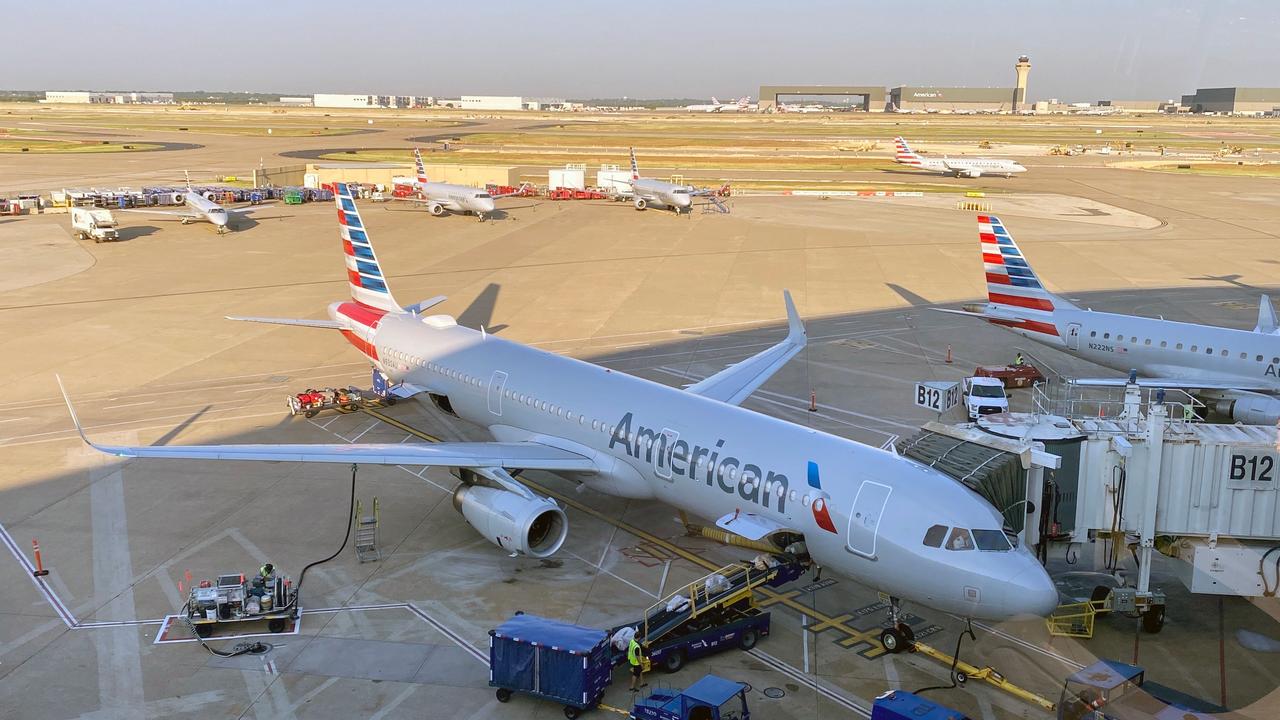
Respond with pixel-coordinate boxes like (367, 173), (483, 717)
(621, 148), (708, 214)
(942, 215), (1280, 424)
(120, 174), (271, 233)
(894, 137), (1026, 178)
(61, 185), (1059, 649)
(392, 148), (527, 221)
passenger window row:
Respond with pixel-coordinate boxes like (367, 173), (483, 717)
(1087, 331), (1274, 363)
(922, 524), (1012, 552)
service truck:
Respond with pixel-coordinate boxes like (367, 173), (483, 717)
(964, 376), (1009, 419)
(71, 207), (119, 242)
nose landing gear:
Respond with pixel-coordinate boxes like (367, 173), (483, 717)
(879, 596), (916, 654)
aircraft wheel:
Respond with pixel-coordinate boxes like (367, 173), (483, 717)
(495, 688), (512, 703)
(880, 627), (905, 654)
(1142, 606), (1165, 634)
(738, 628), (759, 650)
(897, 623), (915, 646)
(662, 650), (686, 673)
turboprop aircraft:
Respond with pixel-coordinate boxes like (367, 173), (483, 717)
(60, 184), (1059, 651)
(940, 214), (1280, 424)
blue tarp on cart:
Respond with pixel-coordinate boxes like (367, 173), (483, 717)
(490, 613), (611, 709)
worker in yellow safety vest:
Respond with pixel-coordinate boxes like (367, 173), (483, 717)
(628, 636), (647, 691)
(1014, 352), (1025, 366)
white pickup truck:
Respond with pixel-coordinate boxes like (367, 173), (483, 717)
(71, 207), (119, 242)
(964, 376), (1009, 419)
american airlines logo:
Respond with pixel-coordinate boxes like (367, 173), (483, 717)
(609, 412), (790, 512)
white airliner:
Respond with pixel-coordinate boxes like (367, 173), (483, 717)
(685, 96), (753, 113)
(60, 184), (1059, 646)
(941, 215), (1280, 424)
(393, 148), (527, 221)
(120, 174), (270, 233)
(619, 148), (706, 214)
(894, 137), (1026, 178)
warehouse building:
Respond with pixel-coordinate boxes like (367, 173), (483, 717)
(255, 162), (518, 190)
(312, 94), (431, 109)
(458, 96), (569, 111)
(1182, 87), (1280, 114)
(890, 86), (1016, 112)
(1096, 99), (1179, 113)
(42, 91), (173, 104)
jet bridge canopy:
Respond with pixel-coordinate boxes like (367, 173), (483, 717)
(897, 430), (1027, 531)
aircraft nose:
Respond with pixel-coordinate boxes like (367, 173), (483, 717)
(1005, 564), (1059, 617)
(480, 199), (496, 214)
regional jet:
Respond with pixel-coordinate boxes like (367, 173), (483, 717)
(60, 184), (1059, 650)
(392, 148), (528, 221)
(119, 173), (271, 233)
(685, 97), (753, 113)
(940, 215), (1280, 424)
(619, 148), (719, 214)
(893, 137), (1026, 178)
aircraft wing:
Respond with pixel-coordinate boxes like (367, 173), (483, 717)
(491, 183), (532, 199)
(230, 204), (274, 214)
(117, 208), (200, 218)
(684, 291), (806, 406)
(59, 376), (596, 470)
(1071, 377), (1276, 392)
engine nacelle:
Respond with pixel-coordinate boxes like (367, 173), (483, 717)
(960, 169), (982, 178)
(1214, 394), (1280, 425)
(452, 485), (568, 558)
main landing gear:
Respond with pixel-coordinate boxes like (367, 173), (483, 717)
(879, 596), (915, 654)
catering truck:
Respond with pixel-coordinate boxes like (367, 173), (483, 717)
(71, 207), (120, 242)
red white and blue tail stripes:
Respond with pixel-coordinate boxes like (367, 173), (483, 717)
(413, 148), (429, 185)
(629, 147), (640, 180)
(894, 136), (922, 166)
(336, 182), (400, 312)
(978, 215), (1066, 338)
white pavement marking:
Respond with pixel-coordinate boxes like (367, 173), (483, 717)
(102, 401), (154, 410)
(76, 689), (227, 720)
(348, 420), (381, 442)
(0, 416), (28, 423)
(748, 648), (872, 718)
(90, 466), (145, 715)
(563, 549), (659, 599)
(368, 684), (419, 720)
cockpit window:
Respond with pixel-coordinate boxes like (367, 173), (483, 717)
(475, 193), (492, 198)
(923, 524), (947, 548)
(946, 527), (974, 551)
(972, 529), (1012, 551)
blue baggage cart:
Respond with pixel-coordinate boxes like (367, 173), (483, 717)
(872, 690), (970, 720)
(490, 613), (612, 718)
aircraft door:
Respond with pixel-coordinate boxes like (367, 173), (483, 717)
(846, 480), (892, 558)
(655, 429), (679, 480)
(487, 371), (508, 416)
(1066, 323), (1081, 351)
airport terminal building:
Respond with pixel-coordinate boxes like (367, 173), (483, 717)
(890, 86), (1016, 112)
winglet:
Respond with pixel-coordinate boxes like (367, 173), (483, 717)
(1257, 295), (1277, 334)
(782, 290), (806, 346)
(56, 375), (110, 454)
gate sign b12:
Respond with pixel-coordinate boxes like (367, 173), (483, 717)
(914, 381), (960, 413)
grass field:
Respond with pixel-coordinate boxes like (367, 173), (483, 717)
(1141, 162), (1280, 177)
(0, 138), (163, 153)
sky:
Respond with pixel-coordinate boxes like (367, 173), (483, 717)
(3, 1), (1279, 101)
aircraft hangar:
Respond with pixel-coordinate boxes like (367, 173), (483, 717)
(757, 85), (887, 112)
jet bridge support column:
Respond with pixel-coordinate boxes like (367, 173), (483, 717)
(1136, 403), (1166, 595)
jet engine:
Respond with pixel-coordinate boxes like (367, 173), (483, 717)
(428, 203), (446, 216)
(959, 169), (982, 178)
(634, 197), (648, 211)
(1213, 393), (1280, 425)
(452, 484), (568, 558)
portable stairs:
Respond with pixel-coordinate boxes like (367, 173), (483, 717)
(702, 195), (730, 214)
(354, 497), (381, 563)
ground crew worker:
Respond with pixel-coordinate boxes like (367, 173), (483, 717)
(1014, 352), (1025, 366)
(259, 563), (274, 580)
(628, 636), (646, 691)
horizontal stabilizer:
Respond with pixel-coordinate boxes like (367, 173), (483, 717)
(404, 295), (447, 314)
(226, 316), (342, 329)
(933, 306), (1027, 322)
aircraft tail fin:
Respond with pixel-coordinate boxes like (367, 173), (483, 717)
(893, 137), (923, 166)
(629, 147), (640, 180)
(413, 148), (429, 184)
(184, 170), (193, 191)
(1257, 295), (1278, 334)
(978, 215), (1075, 336)
(336, 182), (403, 313)
(711, 96), (719, 106)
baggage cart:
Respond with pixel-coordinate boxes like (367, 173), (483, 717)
(490, 613), (612, 718)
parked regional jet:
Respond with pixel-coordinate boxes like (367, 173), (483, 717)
(893, 137), (1026, 178)
(393, 148), (528, 221)
(120, 174), (270, 233)
(60, 184), (1059, 645)
(940, 215), (1280, 424)
(620, 148), (714, 214)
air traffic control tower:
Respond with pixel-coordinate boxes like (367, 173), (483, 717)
(1014, 55), (1031, 111)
